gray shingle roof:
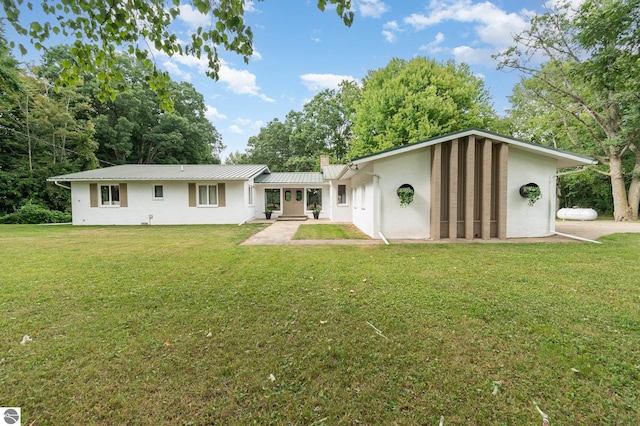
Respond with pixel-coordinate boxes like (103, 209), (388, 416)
(254, 172), (326, 184)
(47, 164), (270, 182)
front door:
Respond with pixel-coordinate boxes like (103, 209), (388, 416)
(282, 188), (304, 216)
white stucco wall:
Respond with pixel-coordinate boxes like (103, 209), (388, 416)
(506, 149), (556, 237)
(328, 181), (352, 223)
(70, 180), (251, 225)
(373, 148), (431, 240)
(349, 165), (377, 238)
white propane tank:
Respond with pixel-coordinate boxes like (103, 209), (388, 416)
(557, 207), (598, 221)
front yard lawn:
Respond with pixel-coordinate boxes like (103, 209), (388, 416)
(1, 225), (638, 424)
(293, 223), (371, 240)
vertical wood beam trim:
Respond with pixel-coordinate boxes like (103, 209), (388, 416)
(430, 144), (442, 240)
(218, 183), (226, 207)
(119, 183), (128, 208)
(465, 135), (475, 239)
(188, 183), (196, 207)
(497, 143), (508, 239)
(89, 183), (98, 208)
(448, 139), (459, 240)
(481, 139), (492, 240)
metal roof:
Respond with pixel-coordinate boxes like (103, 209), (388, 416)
(321, 164), (348, 180)
(254, 172), (326, 184)
(351, 128), (597, 169)
(47, 164), (270, 182)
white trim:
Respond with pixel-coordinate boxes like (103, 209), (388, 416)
(100, 184), (120, 207)
(152, 184), (164, 200)
(197, 184), (218, 207)
(264, 187), (282, 212)
(350, 129), (597, 169)
(337, 184), (348, 206)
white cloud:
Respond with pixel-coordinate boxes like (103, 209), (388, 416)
(251, 49), (263, 60)
(176, 4), (211, 30)
(235, 118), (253, 126)
(382, 30), (396, 43)
(205, 106), (227, 121)
(382, 20), (401, 43)
(545, 0), (586, 16)
(356, 0), (389, 18)
(219, 64), (275, 102)
(162, 60), (192, 81)
(403, 0), (530, 50)
(451, 45), (498, 67)
(176, 1), (261, 28)
(244, 0), (258, 13)
(149, 45), (273, 102)
(419, 32), (445, 53)
(227, 118), (264, 135)
(299, 73), (358, 91)
(228, 125), (243, 134)
(311, 36), (321, 43)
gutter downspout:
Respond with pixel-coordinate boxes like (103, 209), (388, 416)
(549, 167), (602, 244)
(53, 180), (71, 190)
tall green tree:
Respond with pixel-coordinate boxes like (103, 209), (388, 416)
(1, 0), (353, 109)
(0, 25), (23, 169)
(295, 80), (361, 162)
(245, 118), (292, 171)
(242, 80), (359, 171)
(497, 0), (640, 220)
(349, 57), (496, 157)
(0, 25), (26, 215)
(64, 52), (226, 164)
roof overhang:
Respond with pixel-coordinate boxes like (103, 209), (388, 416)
(47, 164), (271, 182)
(349, 128), (597, 170)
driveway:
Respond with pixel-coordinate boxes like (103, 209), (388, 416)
(555, 220), (640, 241)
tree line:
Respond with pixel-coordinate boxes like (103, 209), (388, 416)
(0, 35), (224, 217)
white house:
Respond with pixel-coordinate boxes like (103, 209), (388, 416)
(48, 129), (596, 240)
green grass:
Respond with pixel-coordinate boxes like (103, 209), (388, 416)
(1, 225), (639, 425)
(293, 223), (370, 240)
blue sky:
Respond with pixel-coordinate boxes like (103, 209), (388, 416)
(3, 0), (583, 161)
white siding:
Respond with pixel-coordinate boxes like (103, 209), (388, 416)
(374, 148), (431, 239)
(506, 149), (556, 237)
(70, 181), (250, 225)
(328, 181), (352, 223)
(350, 165), (376, 238)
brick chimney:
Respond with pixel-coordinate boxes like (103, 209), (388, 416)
(320, 155), (330, 167)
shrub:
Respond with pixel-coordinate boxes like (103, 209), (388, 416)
(0, 202), (71, 224)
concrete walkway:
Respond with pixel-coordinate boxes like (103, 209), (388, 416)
(240, 219), (640, 246)
(240, 220), (305, 245)
(241, 219), (384, 246)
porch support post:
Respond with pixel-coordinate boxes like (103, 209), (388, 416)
(465, 135), (475, 240)
(431, 144), (442, 240)
(481, 139), (492, 240)
(448, 138), (459, 240)
(497, 143), (509, 239)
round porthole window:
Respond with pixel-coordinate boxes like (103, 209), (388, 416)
(397, 184), (415, 207)
(519, 182), (541, 207)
